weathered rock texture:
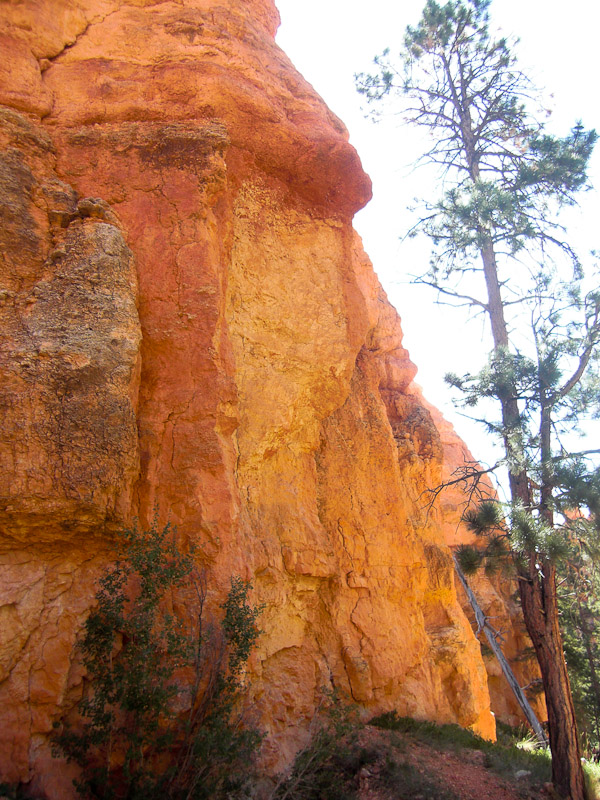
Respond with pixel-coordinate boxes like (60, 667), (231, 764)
(0, 0), (535, 795)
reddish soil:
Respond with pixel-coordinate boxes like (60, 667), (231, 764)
(353, 728), (556, 800)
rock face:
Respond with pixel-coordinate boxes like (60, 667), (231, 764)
(0, 0), (534, 794)
(0, 109), (141, 540)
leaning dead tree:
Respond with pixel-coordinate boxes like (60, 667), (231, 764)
(453, 558), (548, 747)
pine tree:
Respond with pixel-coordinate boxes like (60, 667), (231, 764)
(560, 543), (600, 750)
(356, 2), (599, 797)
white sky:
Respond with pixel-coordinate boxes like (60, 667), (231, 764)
(275, 0), (600, 477)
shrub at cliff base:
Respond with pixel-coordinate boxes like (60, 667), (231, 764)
(53, 520), (263, 800)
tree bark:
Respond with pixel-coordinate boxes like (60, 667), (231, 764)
(478, 235), (532, 508)
(519, 564), (587, 799)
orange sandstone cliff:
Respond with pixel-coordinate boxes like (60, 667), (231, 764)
(0, 0), (534, 795)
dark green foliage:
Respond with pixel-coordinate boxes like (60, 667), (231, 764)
(272, 690), (362, 800)
(221, 575), (264, 678)
(368, 710), (404, 731)
(517, 125), (598, 197)
(464, 501), (504, 535)
(559, 556), (600, 751)
(510, 505), (552, 556)
(53, 520), (263, 800)
(456, 501), (510, 576)
(555, 461), (600, 521)
(455, 543), (483, 576)
(170, 575), (264, 800)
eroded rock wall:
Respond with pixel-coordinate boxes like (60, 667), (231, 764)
(0, 0), (503, 794)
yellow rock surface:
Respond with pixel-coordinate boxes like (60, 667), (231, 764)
(0, 0), (514, 794)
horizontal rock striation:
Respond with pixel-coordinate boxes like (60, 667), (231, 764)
(0, 0), (536, 794)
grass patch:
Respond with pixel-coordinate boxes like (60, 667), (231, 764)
(484, 743), (551, 786)
(584, 760), (600, 800)
(369, 711), (488, 751)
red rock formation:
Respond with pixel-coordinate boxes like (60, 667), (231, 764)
(0, 0), (516, 795)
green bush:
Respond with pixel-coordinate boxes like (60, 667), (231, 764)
(271, 689), (362, 800)
(53, 520), (263, 799)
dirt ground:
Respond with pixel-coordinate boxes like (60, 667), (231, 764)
(351, 728), (557, 800)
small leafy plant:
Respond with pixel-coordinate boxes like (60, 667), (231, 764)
(53, 519), (263, 799)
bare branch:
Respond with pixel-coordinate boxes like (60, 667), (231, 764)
(414, 277), (488, 310)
